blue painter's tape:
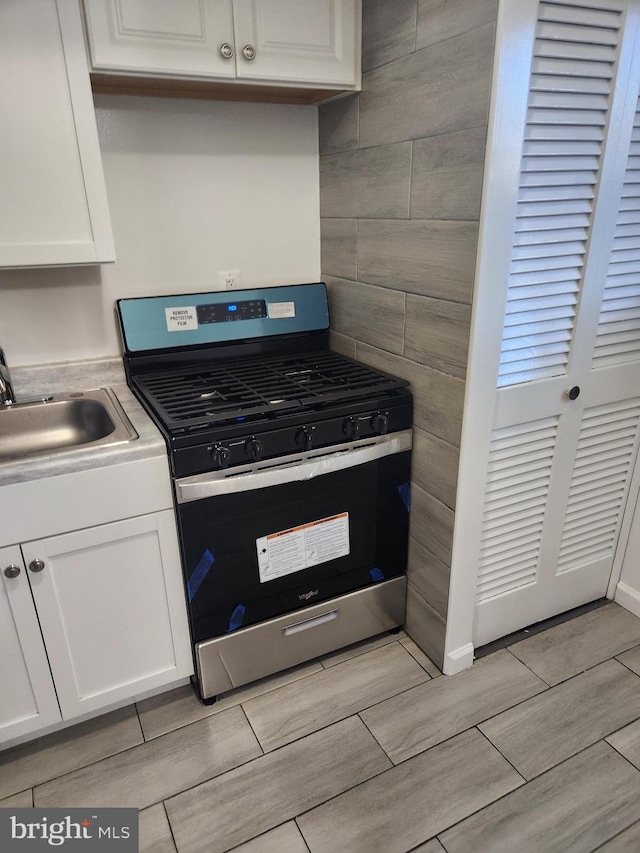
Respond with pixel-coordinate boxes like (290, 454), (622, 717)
(188, 549), (214, 601)
(397, 482), (411, 511)
(228, 604), (246, 632)
(369, 567), (385, 582)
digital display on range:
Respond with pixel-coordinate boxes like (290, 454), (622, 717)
(197, 299), (267, 324)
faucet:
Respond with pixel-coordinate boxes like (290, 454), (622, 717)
(0, 348), (16, 405)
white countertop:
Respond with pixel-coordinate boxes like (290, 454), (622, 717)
(0, 357), (167, 487)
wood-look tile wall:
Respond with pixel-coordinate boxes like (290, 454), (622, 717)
(319, 0), (498, 666)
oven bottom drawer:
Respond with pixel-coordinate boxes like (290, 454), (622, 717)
(195, 576), (406, 699)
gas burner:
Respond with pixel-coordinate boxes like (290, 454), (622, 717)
(131, 349), (408, 434)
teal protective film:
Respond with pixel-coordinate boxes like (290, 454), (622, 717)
(118, 283), (329, 353)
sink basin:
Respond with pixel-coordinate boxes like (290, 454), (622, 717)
(0, 388), (138, 464)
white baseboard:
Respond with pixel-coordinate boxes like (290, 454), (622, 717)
(442, 642), (475, 676)
(615, 582), (640, 619)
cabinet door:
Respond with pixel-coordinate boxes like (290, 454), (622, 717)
(0, 547), (61, 745)
(0, 0), (114, 267)
(233, 0), (359, 86)
(22, 512), (193, 720)
(456, 0), (640, 648)
(83, 0), (237, 78)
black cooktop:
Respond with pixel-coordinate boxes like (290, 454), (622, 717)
(132, 349), (410, 434)
(118, 284), (413, 477)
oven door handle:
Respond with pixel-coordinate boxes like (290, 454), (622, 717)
(175, 429), (412, 503)
(281, 609), (339, 636)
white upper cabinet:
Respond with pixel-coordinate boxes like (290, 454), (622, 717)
(0, 0), (115, 268)
(83, 0), (237, 79)
(233, 0), (358, 87)
(83, 0), (360, 89)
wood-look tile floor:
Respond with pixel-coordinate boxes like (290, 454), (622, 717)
(3, 602), (640, 852)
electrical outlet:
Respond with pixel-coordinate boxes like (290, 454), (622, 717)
(218, 269), (242, 290)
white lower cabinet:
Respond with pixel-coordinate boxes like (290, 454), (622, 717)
(0, 546), (62, 743)
(0, 511), (192, 745)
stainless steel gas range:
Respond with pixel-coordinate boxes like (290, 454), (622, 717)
(117, 283), (412, 703)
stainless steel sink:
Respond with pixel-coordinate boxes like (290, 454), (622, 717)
(0, 388), (138, 464)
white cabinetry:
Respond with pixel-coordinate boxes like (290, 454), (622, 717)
(231, 0), (358, 87)
(0, 0), (114, 268)
(22, 512), (191, 721)
(83, 0), (360, 89)
(0, 459), (193, 747)
(0, 547), (61, 743)
(83, 0), (237, 80)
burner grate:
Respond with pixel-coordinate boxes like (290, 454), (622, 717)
(133, 350), (408, 431)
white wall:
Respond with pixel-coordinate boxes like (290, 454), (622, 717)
(617, 490), (640, 618)
(0, 95), (320, 367)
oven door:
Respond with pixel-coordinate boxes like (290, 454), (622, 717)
(175, 431), (412, 643)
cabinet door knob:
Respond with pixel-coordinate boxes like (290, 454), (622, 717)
(243, 44), (256, 61)
(220, 42), (234, 59)
(4, 564), (21, 578)
(566, 386), (581, 401)
(29, 559), (45, 573)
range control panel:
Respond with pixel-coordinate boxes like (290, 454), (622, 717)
(118, 282), (329, 353)
(197, 300), (267, 324)
(170, 401), (413, 478)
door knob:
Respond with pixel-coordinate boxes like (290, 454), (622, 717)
(220, 42), (234, 59)
(566, 386), (580, 401)
(4, 564), (20, 578)
(28, 559), (45, 573)
(243, 44), (256, 61)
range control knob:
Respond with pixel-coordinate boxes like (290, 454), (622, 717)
(245, 438), (264, 462)
(296, 427), (313, 450)
(211, 444), (232, 470)
(343, 417), (360, 440)
(371, 413), (389, 435)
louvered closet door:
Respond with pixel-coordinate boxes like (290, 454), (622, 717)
(473, 0), (640, 646)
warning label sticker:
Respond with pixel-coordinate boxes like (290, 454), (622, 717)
(267, 301), (296, 319)
(165, 306), (198, 332)
(256, 512), (350, 583)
